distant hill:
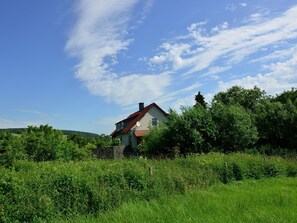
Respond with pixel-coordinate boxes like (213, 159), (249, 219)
(61, 130), (100, 138)
(0, 128), (100, 138)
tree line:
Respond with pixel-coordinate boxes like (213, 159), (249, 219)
(139, 86), (297, 157)
(0, 125), (118, 166)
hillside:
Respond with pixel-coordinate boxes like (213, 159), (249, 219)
(0, 128), (100, 138)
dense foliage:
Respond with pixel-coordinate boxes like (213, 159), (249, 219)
(140, 86), (297, 157)
(0, 153), (296, 222)
(0, 125), (115, 165)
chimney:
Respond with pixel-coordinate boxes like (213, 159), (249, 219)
(139, 102), (144, 111)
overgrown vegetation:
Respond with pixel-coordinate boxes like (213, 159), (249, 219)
(74, 177), (297, 223)
(0, 153), (297, 222)
(140, 86), (297, 157)
(0, 125), (117, 166)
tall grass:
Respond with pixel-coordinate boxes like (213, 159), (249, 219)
(72, 177), (297, 223)
(0, 153), (297, 222)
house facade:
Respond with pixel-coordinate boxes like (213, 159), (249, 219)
(111, 103), (168, 152)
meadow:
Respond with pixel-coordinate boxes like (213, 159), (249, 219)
(71, 177), (297, 223)
(1, 153), (297, 222)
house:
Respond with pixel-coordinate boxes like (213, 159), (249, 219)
(111, 102), (168, 152)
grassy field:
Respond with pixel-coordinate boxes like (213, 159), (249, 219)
(1, 153), (297, 222)
(67, 177), (297, 223)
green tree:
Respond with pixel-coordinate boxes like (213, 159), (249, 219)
(274, 88), (297, 104)
(141, 106), (217, 157)
(140, 124), (172, 157)
(255, 99), (297, 151)
(212, 86), (266, 112)
(67, 133), (88, 148)
(195, 91), (207, 108)
(22, 125), (66, 161)
(0, 132), (26, 166)
(167, 106), (217, 155)
(21, 125), (91, 162)
(211, 104), (258, 152)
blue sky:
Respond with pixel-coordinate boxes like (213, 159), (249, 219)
(1, 0), (297, 134)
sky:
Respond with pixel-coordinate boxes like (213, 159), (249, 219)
(1, 0), (297, 134)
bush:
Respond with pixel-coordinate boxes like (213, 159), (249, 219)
(140, 106), (217, 157)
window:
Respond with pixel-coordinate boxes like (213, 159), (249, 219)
(152, 118), (158, 127)
(121, 122), (124, 129)
(116, 124), (120, 131)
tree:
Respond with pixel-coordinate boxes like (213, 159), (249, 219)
(0, 132), (26, 166)
(195, 91), (207, 108)
(140, 106), (217, 157)
(211, 104), (258, 152)
(168, 106), (217, 155)
(274, 88), (297, 104)
(22, 125), (66, 161)
(255, 99), (297, 151)
(21, 125), (92, 162)
(212, 86), (266, 112)
(139, 124), (172, 157)
(67, 133), (88, 148)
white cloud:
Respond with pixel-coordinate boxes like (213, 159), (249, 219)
(156, 82), (202, 105)
(225, 3), (247, 12)
(66, 2), (297, 108)
(211, 22), (229, 33)
(219, 54), (297, 95)
(139, 0), (154, 23)
(169, 95), (196, 113)
(250, 45), (297, 63)
(244, 10), (270, 23)
(150, 5), (297, 76)
(66, 0), (170, 106)
(201, 66), (231, 79)
(150, 43), (192, 70)
(225, 4), (237, 12)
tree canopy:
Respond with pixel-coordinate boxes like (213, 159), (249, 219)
(140, 86), (297, 157)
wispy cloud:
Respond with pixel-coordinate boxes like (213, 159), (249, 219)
(16, 109), (46, 116)
(201, 66), (231, 79)
(146, 5), (297, 106)
(225, 2), (247, 12)
(150, 5), (297, 76)
(66, 0), (170, 106)
(219, 53), (297, 95)
(138, 0), (154, 24)
(66, 1), (297, 108)
(250, 45), (297, 63)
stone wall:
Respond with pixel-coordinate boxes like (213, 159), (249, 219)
(92, 146), (125, 159)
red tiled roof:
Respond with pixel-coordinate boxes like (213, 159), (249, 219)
(111, 103), (167, 137)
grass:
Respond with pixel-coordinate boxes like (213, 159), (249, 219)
(1, 153), (297, 222)
(64, 177), (297, 223)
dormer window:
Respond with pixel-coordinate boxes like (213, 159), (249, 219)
(116, 124), (120, 131)
(152, 118), (158, 127)
(121, 122), (124, 129)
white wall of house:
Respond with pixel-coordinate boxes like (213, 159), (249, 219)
(136, 106), (168, 131)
